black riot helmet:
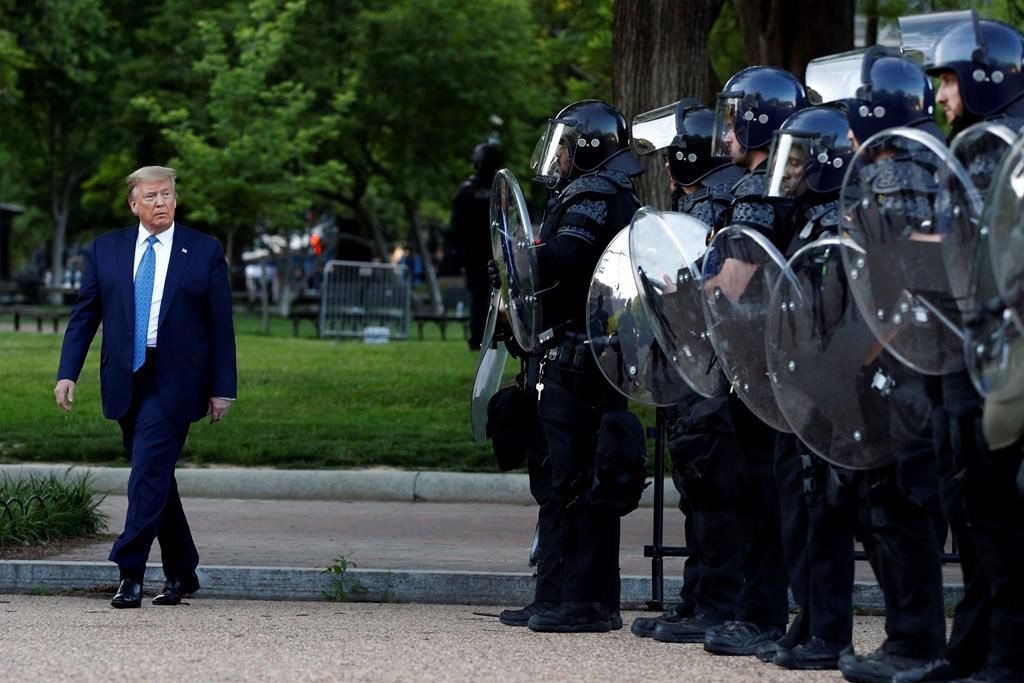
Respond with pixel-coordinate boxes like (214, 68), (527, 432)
(927, 18), (1024, 117)
(631, 97), (732, 186)
(473, 143), (503, 175)
(711, 66), (808, 157)
(532, 100), (641, 187)
(765, 106), (854, 198)
(848, 47), (937, 143)
(669, 103), (732, 186)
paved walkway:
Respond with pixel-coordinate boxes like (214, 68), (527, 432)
(38, 496), (963, 585)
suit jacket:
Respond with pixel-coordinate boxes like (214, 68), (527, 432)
(57, 224), (237, 423)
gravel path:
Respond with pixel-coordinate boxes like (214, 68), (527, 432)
(0, 594), (893, 682)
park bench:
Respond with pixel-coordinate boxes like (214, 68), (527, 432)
(288, 302), (321, 337)
(0, 305), (71, 333)
(412, 286), (470, 341)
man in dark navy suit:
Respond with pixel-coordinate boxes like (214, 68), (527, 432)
(54, 165), (237, 609)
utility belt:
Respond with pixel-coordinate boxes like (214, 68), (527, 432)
(537, 328), (591, 372)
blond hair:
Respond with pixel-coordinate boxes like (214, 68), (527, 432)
(125, 166), (177, 199)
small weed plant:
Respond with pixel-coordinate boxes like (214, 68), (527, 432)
(322, 554), (368, 602)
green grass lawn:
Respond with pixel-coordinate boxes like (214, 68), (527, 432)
(0, 313), (657, 471)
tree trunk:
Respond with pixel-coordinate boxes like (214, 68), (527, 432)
(49, 175), (73, 305)
(613, 0), (726, 209)
(733, 0), (855, 79)
(405, 200), (443, 315)
(863, 0), (879, 47)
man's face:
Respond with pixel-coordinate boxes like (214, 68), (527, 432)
(936, 72), (964, 124)
(724, 125), (745, 164)
(129, 179), (176, 233)
(781, 144), (809, 196)
(555, 140), (572, 178)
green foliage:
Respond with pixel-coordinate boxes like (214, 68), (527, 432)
(135, 0), (347, 244)
(0, 473), (107, 548)
(322, 554), (368, 602)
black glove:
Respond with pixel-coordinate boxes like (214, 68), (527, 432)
(487, 259), (501, 291)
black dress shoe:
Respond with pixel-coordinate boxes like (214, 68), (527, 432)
(111, 578), (143, 609)
(499, 601), (557, 626)
(609, 610), (623, 631)
(652, 613), (724, 644)
(527, 601), (611, 633)
(152, 574), (200, 606)
(630, 603), (691, 638)
(838, 647), (934, 683)
(774, 637), (852, 670)
(893, 658), (974, 682)
(703, 620), (785, 656)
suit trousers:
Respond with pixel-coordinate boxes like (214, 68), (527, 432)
(108, 354), (197, 581)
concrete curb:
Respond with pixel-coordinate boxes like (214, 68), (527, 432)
(0, 560), (963, 613)
(0, 464), (680, 508)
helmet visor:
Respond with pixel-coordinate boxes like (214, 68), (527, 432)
(765, 132), (815, 198)
(898, 10), (977, 66)
(531, 120), (577, 183)
(711, 93), (741, 159)
(805, 49), (867, 104)
(631, 101), (680, 156)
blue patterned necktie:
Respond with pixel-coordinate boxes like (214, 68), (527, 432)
(133, 235), (158, 372)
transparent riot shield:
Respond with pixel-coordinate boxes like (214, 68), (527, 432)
(945, 122), (1024, 399)
(629, 207), (726, 397)
(767, 237), (933, 469)
(588, 226), (692, 407)
(490, 169), (541, 352)
(471, 290), (510, 443)
(898, 10), (976, 65)
(985, 133), (1024, 333)
(804, 49), (865, 104)
(839, 127), (982, 375)
(701, 226), (792, 432)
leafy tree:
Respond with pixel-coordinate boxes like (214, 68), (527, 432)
(0, 0), (122, 297)
(324, 0), (553, 310)
(135, 0), (348, 274)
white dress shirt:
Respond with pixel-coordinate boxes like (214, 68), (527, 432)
(133, 222), (174, 348)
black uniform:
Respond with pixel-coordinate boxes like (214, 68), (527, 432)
(930, 101), (1024, 680)
(450, 171), (495, 349)
(663, 162), (750, 625)
(837, 122), (950, 681)
(531, 168), (638, 611)
(703, 161), (793, 635)
(772, 195), (859, 654)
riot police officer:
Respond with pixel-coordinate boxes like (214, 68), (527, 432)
(893, 16), (1024, 683)
(501, 100), (644, 633)
(628, 97), (748, 644)
(757, 104), (859, 670)
(689, 66), (808, 657)
(451, 143), (503, 350)
(826, 48), (949, 683)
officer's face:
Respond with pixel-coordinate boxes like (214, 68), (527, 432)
(556, 141), (572, 177)
(729, 126), (745, 163)
(782, 146), (808, 196)
(936, 72), (964, 124)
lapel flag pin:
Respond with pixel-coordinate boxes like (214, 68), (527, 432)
(181, 248), (188, 254)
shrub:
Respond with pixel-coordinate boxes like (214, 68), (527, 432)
(0, 473), (107, 547)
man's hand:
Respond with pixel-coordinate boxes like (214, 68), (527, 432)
(487, 259), (501, 291)
(208, 397), (232, 424)
(54, 379), (76, 412)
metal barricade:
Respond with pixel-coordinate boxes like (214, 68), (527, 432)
(319, 260), (411, 339)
